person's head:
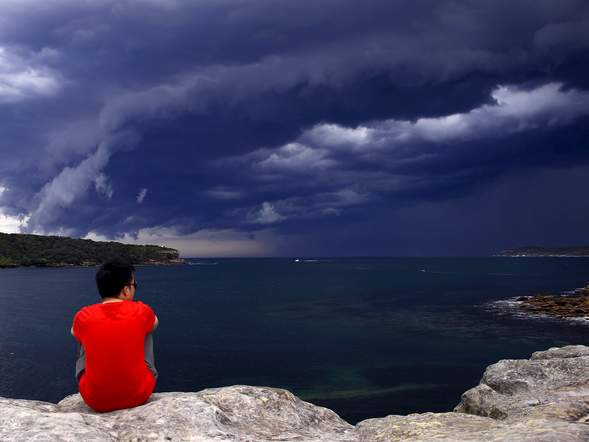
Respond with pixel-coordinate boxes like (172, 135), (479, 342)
(96, 260), (137, 300)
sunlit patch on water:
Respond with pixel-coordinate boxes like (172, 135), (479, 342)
(298, 383), (443, 401)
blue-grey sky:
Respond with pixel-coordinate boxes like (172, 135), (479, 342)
(0, 0), (588, 256)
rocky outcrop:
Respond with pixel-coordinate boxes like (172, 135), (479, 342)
(356, 413), (586, 442)
(454, 345), (589, 422)
(517, 288), (589, 318)
(1, 387), (356, 442)
(1, 345), (588, 441)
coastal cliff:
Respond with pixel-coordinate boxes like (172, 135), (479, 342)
(0, 232), (184, 267)
(1, 345), (588, 441)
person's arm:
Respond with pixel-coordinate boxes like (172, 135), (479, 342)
(152, 315), (159, 331)
(71, 311), (83, 342)
(70, 326), (80, 342)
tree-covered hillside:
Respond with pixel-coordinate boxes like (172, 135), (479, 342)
(0, 233), (184, 267)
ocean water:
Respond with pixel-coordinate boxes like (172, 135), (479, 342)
(0, 257), (588, 424)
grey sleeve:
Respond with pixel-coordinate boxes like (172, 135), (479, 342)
(144, 332), (158, 380)
(75, 342), (85, 384)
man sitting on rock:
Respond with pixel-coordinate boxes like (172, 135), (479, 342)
(71, 260), (159, 412)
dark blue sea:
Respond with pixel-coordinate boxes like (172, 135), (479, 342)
(1, 257), (588, 424)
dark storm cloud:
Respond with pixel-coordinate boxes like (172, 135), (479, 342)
(213, 82), (589, 225)
(0, 0), (588, 254)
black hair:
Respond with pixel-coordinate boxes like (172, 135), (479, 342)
(96, 260), (136, 298)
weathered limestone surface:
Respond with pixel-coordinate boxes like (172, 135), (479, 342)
(1, 386), (356, 442)
(1, 345), (588, 441)
(454, 345), (589, 422)
(356, 414), (587, 442)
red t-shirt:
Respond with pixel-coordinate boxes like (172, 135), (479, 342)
(72, 300), (157, 412)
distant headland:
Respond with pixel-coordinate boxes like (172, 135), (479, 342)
(0, 232), (184, 268)
(497, 245), (589, 257)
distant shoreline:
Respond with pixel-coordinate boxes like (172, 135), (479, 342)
(497, 245), (589, 257)
(0, 261), (186, 269)
(0, 232), (184, 268)
(494, 254), (589, 258)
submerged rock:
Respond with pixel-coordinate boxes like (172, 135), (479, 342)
(1, 345), (588, 441)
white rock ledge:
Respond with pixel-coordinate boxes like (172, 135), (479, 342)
(1, 345), (588, 441)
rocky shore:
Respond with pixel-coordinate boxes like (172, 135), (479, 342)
(517, 286), (589, 319)
(1, 345), (588, 441)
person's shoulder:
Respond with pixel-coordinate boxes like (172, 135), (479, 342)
(73, 303), (98, 320)
(133, 300), (154, 312)
(75, 303), (95, 313)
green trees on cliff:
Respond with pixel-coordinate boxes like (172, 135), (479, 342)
(0, 233), (183, 267)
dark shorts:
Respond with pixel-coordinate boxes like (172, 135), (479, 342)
(76, 332), (158, 384)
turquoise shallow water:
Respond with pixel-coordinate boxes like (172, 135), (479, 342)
(0, 257), (588, 424)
